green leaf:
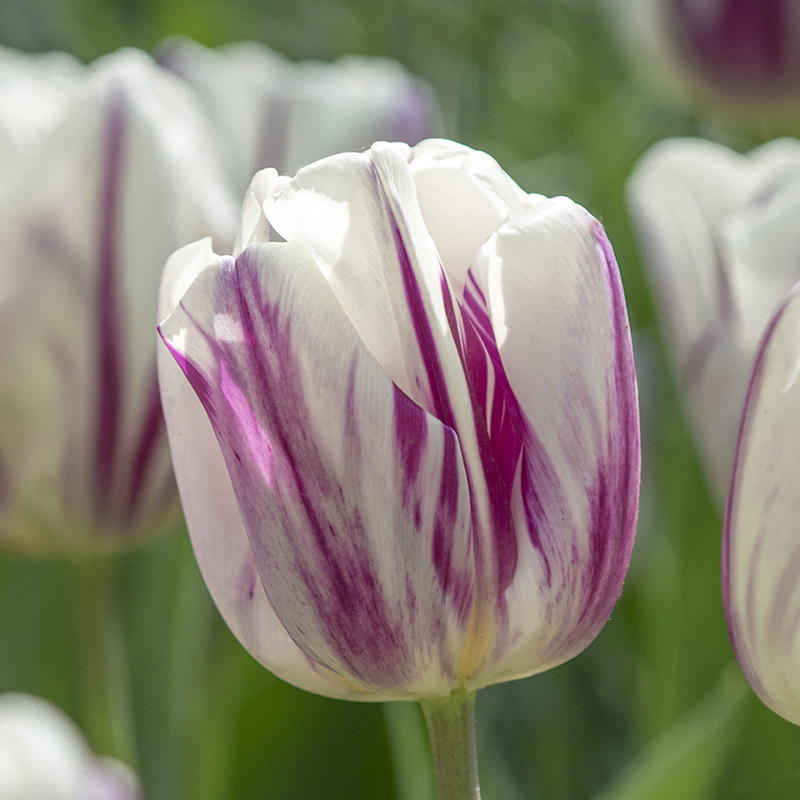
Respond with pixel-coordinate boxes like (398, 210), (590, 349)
(595, 668), (749, 800)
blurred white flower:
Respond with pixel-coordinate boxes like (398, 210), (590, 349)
(157, 38), (440, 194)
(628, 136), (800, 503)
(0, 693), (141, 800)
(0, 47), (83, 182)
(0, 47), (238, 554)
(724, 282), (800, 726)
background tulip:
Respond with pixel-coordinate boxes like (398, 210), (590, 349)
(607, 0), (800, 111)
(157, 138), (639, 793)
(0, 47), (82, 182)
(627, 137), (800, 504)
(723, 281), (800, 726)
(0, 47), (238, 554)
(156, 38), (440, 196)
(668, 0), (800, 99)
(0, 692), (142, 800)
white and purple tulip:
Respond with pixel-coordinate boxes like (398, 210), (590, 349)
(724, 281), (800, 726)
(156, 37), (439, 196)
(668, 0), (800, 98)
(628, 137), (800, 505)
(0, 48), (238, 553)
(157, 139), (640, 700)
(0, 693), (142, 800)
(607, 0), (800, 110)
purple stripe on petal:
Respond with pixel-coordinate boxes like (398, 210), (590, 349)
(519, 432), (556, 588)
(579, 223), (639, 625)
(393, 383), (428, 502)
(163, 242), (475, 693)
(431, 425), (473, 621)
(124, 371), (166, 520)
(225, 287), (410, 684)
(93, 87), (126, 520)
(388, 210), (507, 606)
(459, 318), (519, 594)
(392, 219), (458, 431)
(461, 269), (524, 500)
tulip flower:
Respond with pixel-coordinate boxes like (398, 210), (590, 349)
(723, 281), (800, 725)
(0, 693), (142, 800)
(668, 0), (800, 99)
(156, 37), (439, 195)
(157, 139), (639, 796)
(607, 0), (800, 112)
(0, 47), (238, 554)
(627, 136), (800, 504)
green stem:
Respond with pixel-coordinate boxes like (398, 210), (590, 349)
(419, 690), (481, 800)
(71, 555), (138, 767)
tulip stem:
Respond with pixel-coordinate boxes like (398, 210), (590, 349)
(419, 690), (481, 800)
(72, 555), (138, 768)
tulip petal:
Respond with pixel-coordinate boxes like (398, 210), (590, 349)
(627, 136), (800, 503)
(157, 240), (365, 701)
(159, 240), (477, 697)
(724, 281), (800, 725)
(468, 199), (640, 688)
(262, 145), (521, 668)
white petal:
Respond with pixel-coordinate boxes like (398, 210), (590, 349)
(628, 136), (800, 503)
(159, 241), (476, 698)
(468, 199), (639, 688)
(724, 282), (800, 726)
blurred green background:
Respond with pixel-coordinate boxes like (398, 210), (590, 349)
(1, 0), (800, 798)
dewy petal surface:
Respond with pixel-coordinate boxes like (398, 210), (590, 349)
(468, 199), (640, 688)
(724, 282), (800, 725)
(159, 240), (476, 698)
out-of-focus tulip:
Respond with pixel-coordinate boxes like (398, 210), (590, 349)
(608, 0), (800, 110)
(157, 139), (640, 701)
(723, 281), (800, 725)
(156, 38), (439, 195)
(0, 47), (82, 181)
(0, 693), (142, 800)
(627, 137), (800, 504)
(0, 48), (238, 554)
(668, 0), (800, 99)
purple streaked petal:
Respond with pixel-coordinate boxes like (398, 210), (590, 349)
(262, 146), (454, 413)
(263, 145), (518, 644)
(468, 199), (640, 689)
(671, 0), (800, 94)
(159, 241), (476, 697)
(122, 370), (165, 519)
(92, 87), (125, 522)
(157, 241), (376, 701)
(369, 143), (521, 674)
(724, 281), (800, 725)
